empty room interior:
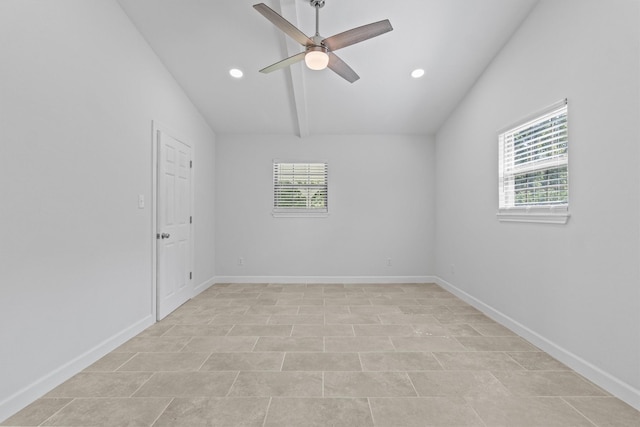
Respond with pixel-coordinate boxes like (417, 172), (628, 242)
(1, 0), (639, 425)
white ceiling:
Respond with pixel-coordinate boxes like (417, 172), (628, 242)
(117, 0), (539, 137)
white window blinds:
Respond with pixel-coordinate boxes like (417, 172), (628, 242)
(499, 100), (568, 211)
(273, 162), (328, 214)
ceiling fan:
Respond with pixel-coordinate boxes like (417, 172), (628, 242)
(253, 0), (393, 83)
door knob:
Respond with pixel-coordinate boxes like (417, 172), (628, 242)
(161, 233), (170, 239)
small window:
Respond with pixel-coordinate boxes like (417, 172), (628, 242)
(497, 99), (570, 224)
(273, 161), (328, 217)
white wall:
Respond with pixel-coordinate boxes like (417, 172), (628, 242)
(215, 134), (435, 282)
(0, 0), (216, 420)
(434, 0), (639, 408)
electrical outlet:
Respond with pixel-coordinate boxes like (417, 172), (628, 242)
(450, 264), (455, 275)
(238, 257), (244, 266)
(387, 258), (392, 267)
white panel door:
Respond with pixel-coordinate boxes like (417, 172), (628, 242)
(157, 130), (192, 320)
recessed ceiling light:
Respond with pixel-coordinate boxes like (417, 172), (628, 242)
(411, 69), (425, 79)
(229, 68), (244, 78)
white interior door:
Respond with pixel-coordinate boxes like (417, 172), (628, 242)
(157, 130), (192, 320)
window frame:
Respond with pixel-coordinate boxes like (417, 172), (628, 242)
(272, 160), (329, 218)
(497, 99), (570, 224)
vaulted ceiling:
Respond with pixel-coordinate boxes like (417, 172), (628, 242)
(117, 0), (539, 137)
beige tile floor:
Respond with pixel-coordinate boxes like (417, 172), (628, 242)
(3, 283), (639, 426)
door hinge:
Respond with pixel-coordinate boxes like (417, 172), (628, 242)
(189, 272), (192, 280)
(190, 160), (192, 168)
(190, 216), (192, 224)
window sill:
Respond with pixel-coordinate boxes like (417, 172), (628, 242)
(497, 206), (570, 224)
(272, 211), (330, 218)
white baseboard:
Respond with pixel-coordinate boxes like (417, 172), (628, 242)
(0, 315), (155, 423)
(194, 275), (217, 295)
(434, 276), (640, 411)
(214, 276), (436, 285)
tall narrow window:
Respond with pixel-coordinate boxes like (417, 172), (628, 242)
(498, 99), (569, 224)
(273, 161), (328, 216)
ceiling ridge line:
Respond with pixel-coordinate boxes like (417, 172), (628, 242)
(279, 0), (310, 138)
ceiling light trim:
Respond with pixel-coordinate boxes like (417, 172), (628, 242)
(229, 68), (244, 78)
(411, 69), (425, 79)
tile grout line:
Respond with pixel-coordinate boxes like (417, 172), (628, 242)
(503, 351), (528, 370)
(35, 398), (76, 427)
(389, 335), (398, 352)
(112, 353), (138, 372)
(463, 396), (490, 427)
(128, 371), (157, 398)
(261, 397), (273, 427)
(149, 397), (175, 427)
(159, 325), (175, 337)
(250, 333), (260, 352)
(196, 351), (213, 371)
(224, 371), (242, 397)
(404, 371), (420, 397)
(558, 397), (601, 427)
(205, 314), (217, 326)
(430, 352), (446, 370)
(178, 336), (194, 352)
(366, 397), (376, 426)
(225, 324), (235, 337)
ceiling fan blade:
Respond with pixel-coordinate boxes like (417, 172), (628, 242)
(327, 52), (359, 83)
(253, 3), (314, 47)
(259, 51), (306, 74)
(323, 19), (393, 51)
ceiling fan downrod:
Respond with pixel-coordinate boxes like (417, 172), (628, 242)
(308, 0), (327, 57)
(310, 0), (325, 37)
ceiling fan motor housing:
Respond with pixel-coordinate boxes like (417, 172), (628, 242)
(306, 45), (328, 54)
(310, 0), (325, 8)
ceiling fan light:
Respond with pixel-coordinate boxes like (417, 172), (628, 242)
(305, 50), (329, 70)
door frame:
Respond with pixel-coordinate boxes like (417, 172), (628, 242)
(151, 120), (195, 321)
